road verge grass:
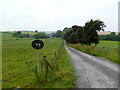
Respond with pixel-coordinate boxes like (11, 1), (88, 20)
(30, 40), (75, 88)
(69, 43), (119, 64)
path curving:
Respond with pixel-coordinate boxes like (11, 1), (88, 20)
(64, 42), (119, 88)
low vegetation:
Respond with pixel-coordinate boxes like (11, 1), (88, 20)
(2, 32), (75, 88)
(69, 40), (119, 64)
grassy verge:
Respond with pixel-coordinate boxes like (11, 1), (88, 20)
(2, 32), (75, 88)
(0, 33), (2, 90)
(69, 41), (119, 64)
(53, 43), (75, 88)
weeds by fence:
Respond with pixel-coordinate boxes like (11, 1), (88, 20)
(36, 45), (63, 84)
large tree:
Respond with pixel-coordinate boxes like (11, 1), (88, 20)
(75, 26), (86, 45)
(63, 25), (79, 43)
(83, 19), (106, 45)
(63, 27), (72, 32)
(63, 19), (106, 46)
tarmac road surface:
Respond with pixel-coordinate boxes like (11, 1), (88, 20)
(64, 42), (119, 88)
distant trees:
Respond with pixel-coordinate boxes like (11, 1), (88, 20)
(12, 31), (49, 39)
(55, 30), (64, 37)
(16, 31), (22, 34)
(99, 32), (120, 41)
(35, 30), (38, 32)
(52, 30), (64, 38)
(34, 32), (49, 39)
(63, 19), (106, 46)
(13, 31), (30, 38)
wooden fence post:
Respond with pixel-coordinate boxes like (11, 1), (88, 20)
(43, 56), (52, 79)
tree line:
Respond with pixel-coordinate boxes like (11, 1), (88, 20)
(12, 30), (65, 39)
(63, 19), (106, 46)
(13, 31), (30, 38)
(99, 32), (120, 41)
(12, 31), (49, 39)
(12, 20), (119, 42)
(55, 27), (120, 42)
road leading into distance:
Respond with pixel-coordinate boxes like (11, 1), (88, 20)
(64, 42), (119, 88)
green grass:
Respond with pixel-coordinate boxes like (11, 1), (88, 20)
(2, 32), (15, 40)
(2, 32), (75, 88)
(69, 40), (119, 64)
(0, 33), (2, 90)
(98, 41), (118, 49)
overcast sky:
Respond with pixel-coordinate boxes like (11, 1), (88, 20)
(0, 0), (119, 32)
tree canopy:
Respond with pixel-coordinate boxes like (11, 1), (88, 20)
(63, 19), (106, 46)
(63, 27), (71, 32)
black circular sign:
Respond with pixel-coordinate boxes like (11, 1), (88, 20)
(31, 40), (44, 50)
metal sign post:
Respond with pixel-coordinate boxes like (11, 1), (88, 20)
(31, 40), (44, 78)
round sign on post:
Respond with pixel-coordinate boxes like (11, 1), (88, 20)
(31, 40), (44, 50)
(31, 40), (44, 78)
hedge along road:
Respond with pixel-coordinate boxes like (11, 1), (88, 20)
(64, 41), (119, 88)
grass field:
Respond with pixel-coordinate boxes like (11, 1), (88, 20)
(0, 33), (2, 90)
(2, 32), (75, 88)
(98, 40), (118, 49)
(69, 40), (119, 64)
